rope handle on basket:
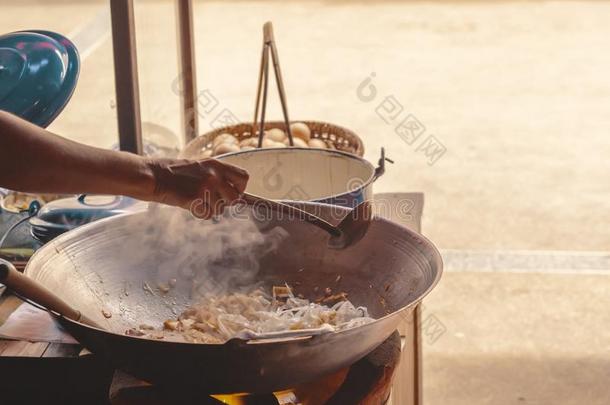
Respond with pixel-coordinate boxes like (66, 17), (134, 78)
(252, 22), (295, 148)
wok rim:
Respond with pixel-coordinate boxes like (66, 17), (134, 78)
(25, 202), (443, 347)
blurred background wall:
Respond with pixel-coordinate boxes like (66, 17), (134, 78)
(2, 0), (609, 252)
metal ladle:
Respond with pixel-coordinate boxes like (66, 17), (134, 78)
(242, 192), (372, 249)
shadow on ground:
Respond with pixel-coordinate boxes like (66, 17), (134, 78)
(426, 354), (610, 405)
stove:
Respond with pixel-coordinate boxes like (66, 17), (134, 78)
(109, 331), (401, 405)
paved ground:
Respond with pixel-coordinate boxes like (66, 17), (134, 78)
(424, 271), (610, 404)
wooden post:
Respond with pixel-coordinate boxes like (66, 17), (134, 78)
(175, 0), (199, 144)
(110, 0), (143, 154)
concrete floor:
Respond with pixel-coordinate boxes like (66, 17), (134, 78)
(2, 1), (610, 403)
(424, 271), (610, 404)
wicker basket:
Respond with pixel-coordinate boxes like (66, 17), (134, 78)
(181, 120), (365, 159)
(182, 24), (365, 160)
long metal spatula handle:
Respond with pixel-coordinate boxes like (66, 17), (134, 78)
(242, 193), (341, 237)
(0, 260), (101, 328)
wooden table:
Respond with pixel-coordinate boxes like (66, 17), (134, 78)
(0, 335), (113, 404)
(0, 192), (425, 404)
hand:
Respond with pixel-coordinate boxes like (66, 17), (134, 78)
(146, 158), (249, 219)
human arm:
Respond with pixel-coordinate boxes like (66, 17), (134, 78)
(0, 111), (248, 217)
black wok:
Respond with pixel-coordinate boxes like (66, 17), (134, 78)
(16, 202), (442, 394)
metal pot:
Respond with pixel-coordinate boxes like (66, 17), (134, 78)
(183, 147), (388, 208)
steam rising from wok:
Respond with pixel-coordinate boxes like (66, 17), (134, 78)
(125, 205), (289, 301)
